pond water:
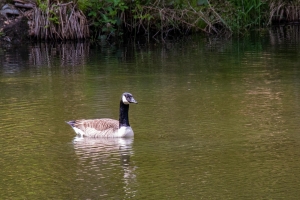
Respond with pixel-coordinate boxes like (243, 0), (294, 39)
(1, 27), (300, 199)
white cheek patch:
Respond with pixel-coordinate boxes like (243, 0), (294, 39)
(122, 95), (130, 104)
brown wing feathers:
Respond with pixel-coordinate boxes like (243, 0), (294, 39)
(74, 118), (119, 132)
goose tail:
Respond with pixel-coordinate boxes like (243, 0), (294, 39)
(66, 120), (85, 136)
(66, 120), (76, 127)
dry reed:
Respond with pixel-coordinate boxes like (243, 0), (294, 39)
(31, 1), (89, 40)
(268, 0), (300, 24)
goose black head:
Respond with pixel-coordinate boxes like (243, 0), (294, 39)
(122, 92), (138, 105)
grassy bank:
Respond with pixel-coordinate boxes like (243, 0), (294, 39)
(16, 0), (300, 40)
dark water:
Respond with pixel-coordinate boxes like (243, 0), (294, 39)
(1, 27), (300, 199)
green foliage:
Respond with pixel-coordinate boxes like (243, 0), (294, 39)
(49, 5), (59, 24)
(76, 0), (92, 12)
(36, 0), (48, 12)
(37, 1), (60, 25)
(86, 0), (128, 39)
(76, 0), (274, 39)
(225, 0), (267, 32)
(31, 0), (300, 40)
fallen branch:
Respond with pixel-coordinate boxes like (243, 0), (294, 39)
(15, 3), (34, 9)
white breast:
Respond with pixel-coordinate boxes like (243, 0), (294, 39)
(117, 126), (134, 138)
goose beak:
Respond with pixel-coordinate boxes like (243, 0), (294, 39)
(130, 98), (137, 103)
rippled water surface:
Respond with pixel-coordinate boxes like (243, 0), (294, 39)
(1, 28), (300, 199)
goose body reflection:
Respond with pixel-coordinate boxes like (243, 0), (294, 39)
(73, 136), (134, 153)
(73, 136), (137, 198)
(67, 92), (137, 138)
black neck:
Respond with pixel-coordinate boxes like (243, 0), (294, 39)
(119, 100), (130, 127)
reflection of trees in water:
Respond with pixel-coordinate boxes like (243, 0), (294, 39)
(0, 42), (90, 75)
(73, 137), (137, 199)
(29, 42), (90, 69)
(269, 25), (300, 45)
(0, 45), (27, 74)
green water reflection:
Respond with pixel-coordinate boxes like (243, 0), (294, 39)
(0, 28), (300, 199)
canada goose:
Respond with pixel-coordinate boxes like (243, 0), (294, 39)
(67, 92), (137, 138)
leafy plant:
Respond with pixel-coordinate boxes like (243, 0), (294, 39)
(225, 0), (267, 32)
(76, 0), (92, 12)
(36, 0), (48, 12)
(49, 5), (59, 24)
(86, 0), (128, 39)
